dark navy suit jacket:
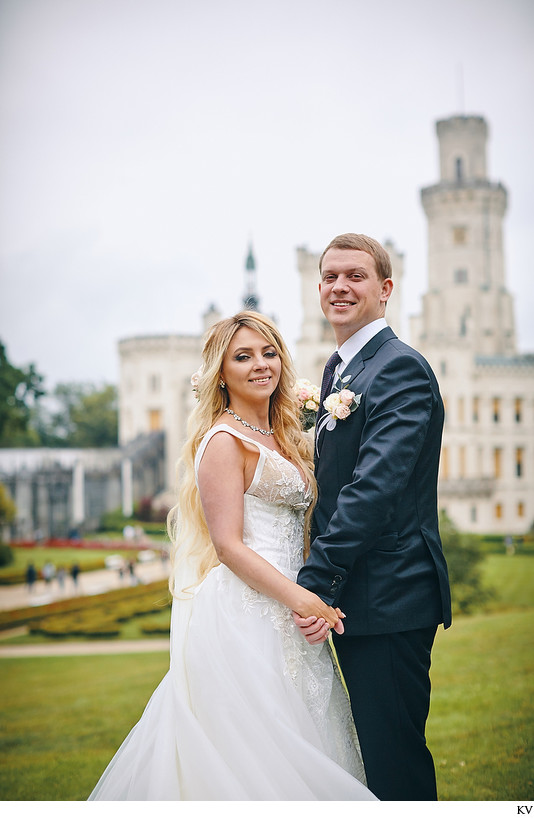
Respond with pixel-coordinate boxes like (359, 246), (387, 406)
(297, 327), (452, 636)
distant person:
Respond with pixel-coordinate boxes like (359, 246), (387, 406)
(25, 563), (37, 593)
(122, 524), (135, 542)
(42, 561), (55, 585)
(128, 559), (138, 586)
(56, 566), (67, 592)
(70, 563), (80, 591)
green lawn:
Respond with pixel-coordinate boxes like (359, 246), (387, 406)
(0, 551), (532, 800)
(0, 606), (532, 801)
(428, 609), (533, 800)
(0, 651), (170, 800)
(479, 554), (534, 611)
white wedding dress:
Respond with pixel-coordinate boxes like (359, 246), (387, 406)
(89, 425), (376, 801)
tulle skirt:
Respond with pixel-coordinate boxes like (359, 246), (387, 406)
(88, 564), (377, 801)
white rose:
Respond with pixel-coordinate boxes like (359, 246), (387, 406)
(324, 393), (341, 414)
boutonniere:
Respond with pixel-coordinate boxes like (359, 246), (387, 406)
(317, 376), (362, 437)
(294, 378), (321, 431)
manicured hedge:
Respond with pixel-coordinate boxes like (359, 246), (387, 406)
(140, 612), (172, 635)
(30, 613), (121, 638)
(0, 579), (171, 633)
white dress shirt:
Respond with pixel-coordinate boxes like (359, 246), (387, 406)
(335, 318), (388, 378)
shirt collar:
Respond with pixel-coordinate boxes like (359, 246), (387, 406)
(337, 318), (388, 372)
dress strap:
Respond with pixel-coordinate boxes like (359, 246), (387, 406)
(194, 424), (267, 493)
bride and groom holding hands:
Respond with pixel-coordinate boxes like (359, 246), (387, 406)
(90, 233), (451, 802)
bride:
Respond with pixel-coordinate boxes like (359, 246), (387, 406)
(88, 311), (377, 801)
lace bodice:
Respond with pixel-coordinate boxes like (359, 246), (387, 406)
(195, 424), (312, 575)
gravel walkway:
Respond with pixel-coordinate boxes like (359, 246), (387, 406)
(0, 639), (169, 657)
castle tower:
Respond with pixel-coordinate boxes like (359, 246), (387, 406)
(415, 115), (516, 357)
(411, 114), (533, 535)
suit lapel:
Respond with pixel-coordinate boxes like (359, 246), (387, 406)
(315, 327), (397, 457)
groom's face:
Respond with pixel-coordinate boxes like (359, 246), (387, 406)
(319, 248), (392, 345)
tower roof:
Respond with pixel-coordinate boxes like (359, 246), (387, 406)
(243, 242), (260, 311)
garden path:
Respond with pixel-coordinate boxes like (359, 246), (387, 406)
(0, 558), (172, 657)
(0, 558), (170, 612)
(0, 639), (169, 657)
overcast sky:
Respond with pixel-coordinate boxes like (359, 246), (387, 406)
(1, 0), (533, 390)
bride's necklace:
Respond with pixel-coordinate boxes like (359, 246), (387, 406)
(224, 407), (274, 436)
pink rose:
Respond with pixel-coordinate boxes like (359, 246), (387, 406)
(334, 403), (351, 420)
(338, 389), (355, 406)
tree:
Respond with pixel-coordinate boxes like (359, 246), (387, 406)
(0, 482), (16, 527)
(439, 510), (494, 614)
(0, 483), (16, 562)
(69, 384), (118, 447)
(34, 382), (118, 447)
(0, 340), (45, 446)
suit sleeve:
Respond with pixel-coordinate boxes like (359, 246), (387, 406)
(298, 352), (435, 605)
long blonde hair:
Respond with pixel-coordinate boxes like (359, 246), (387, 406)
(167, 311), (317, 595)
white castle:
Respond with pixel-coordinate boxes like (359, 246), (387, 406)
(118, 113), (533, 535)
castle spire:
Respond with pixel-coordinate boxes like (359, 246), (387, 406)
(243, 243), (260, 311)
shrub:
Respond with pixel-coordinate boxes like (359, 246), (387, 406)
(0, 543), (14, 567)
(439, 511), (495, 614)
(0, 579), (170, 632)
(140, 613), (171, 635)
(30, 612), (120, 639)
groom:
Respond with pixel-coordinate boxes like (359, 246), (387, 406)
(295, 233), (451, 801)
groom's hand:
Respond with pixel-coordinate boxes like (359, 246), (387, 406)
(292, 610), (345, 644)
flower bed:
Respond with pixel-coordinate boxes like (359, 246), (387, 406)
(0, 579), (170, 633)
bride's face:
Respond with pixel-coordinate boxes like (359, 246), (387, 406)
(221, 327), (282, 406)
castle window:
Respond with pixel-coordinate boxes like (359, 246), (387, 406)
(493, 447), (502, 479)
(149, 374), (161, 393)
(494, 502), (503, 520)
(459, 445), (466, 478)
(148, 409), (162, 431)
(440, 446), (449, 480)
(440, 361), (447, 376)
(454, 268), (468, 284)
(472, 396), (479, 422)
(515, 397), (523, 423)
(455, 157), (464, 183)
(470, 506), (477, 523)
(453, 226), (467, 245)
(492, 397), (501, 423)
(517, 501), (525, 518)
(516, 448), (524, 478)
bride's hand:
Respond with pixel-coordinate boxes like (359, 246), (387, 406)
(292, 588), (340, 629)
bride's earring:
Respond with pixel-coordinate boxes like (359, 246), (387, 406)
(219, 378), (226, 389)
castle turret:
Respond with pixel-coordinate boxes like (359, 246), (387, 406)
(415, 115), (515, 357)
(243, 244), (260, 311)
(411, 114), (533, 535)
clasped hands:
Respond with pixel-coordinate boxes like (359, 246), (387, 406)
(292, 608), (345, 645)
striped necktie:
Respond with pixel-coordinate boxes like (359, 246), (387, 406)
(319, 351), (342, 411)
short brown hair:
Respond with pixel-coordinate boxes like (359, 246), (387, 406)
(319, 233), (392, 281)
